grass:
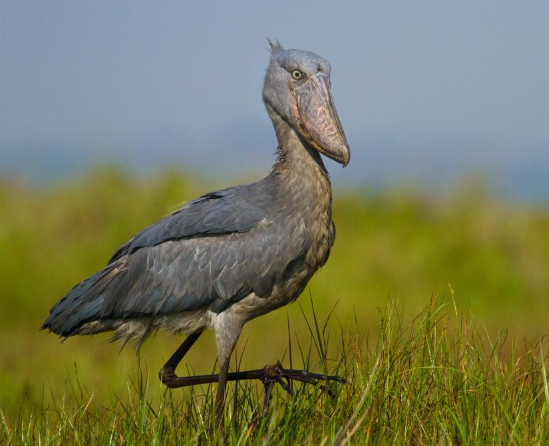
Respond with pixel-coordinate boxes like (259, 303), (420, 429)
(3, 297), (549, 445)
(1, 166), (549, 444)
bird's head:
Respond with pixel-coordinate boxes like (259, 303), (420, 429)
(263, 40), (350, 167)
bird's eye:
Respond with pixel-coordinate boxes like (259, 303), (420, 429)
(291, 70), (303, 80)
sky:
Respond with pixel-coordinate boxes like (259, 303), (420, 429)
(1, 1), (548, 201)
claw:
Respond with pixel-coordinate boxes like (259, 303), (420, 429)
(273, 375), (294, 396)
(253, 361), (347, 423)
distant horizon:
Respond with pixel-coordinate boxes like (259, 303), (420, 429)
(1, 1), (548, 203)
(2, 127), (548, 204)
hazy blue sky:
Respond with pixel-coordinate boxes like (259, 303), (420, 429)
(1, 1), (548, 200)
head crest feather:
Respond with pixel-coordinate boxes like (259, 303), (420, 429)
(266, 38), (285, 55)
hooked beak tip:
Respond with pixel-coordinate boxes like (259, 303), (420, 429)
(292, 73), (351, 168)
(341, 150), (350, 167)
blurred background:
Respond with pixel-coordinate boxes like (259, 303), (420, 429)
(1, 1), (548, 414)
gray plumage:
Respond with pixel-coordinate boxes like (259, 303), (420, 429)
(42, 41), (350, 361)
(43, 181), (312, 338)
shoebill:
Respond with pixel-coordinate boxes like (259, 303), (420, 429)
(42, 41), (351, 427)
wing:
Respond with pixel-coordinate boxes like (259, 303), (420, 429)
(42, 182), (309, 337)
(101, 225), (308, 319)
(109, 186), (265, 263)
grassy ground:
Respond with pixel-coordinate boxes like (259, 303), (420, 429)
(1, 167), (549, 444)
(3, 298), (549, 445)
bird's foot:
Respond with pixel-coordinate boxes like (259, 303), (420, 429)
(159, 367), (177, 385)
(158, 359), (346, 426)
(254, 361), (347, 424)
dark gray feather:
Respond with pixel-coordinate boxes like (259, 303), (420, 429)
(109, 186), (265, 263)
(42, 178), (310, 337)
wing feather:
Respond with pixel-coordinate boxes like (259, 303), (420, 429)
(109, 187), (265, 263)
(42, 181), (311, 338)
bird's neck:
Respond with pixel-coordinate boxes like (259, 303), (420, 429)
(268, 107), (331, 192)
(267, 107), (335, 268)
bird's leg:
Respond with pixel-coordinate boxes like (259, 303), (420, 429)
(158, 331), (231, 434)
(159, 346), (349, 392)
(158, 331), (203, 385)
(215, 357), (230, 429)
(162, 359), (346, 396)
(159, 337), (346, 424)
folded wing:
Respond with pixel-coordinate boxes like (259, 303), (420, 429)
(42, 184), (308, 337)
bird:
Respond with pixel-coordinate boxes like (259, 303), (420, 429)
(42, 40), (351, 427)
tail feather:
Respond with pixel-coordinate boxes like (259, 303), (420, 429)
(41, 260), (128, 337)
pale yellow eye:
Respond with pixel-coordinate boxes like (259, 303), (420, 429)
(291, 69), (303, 80)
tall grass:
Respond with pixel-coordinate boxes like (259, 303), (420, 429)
(2, 297), (549, 445)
